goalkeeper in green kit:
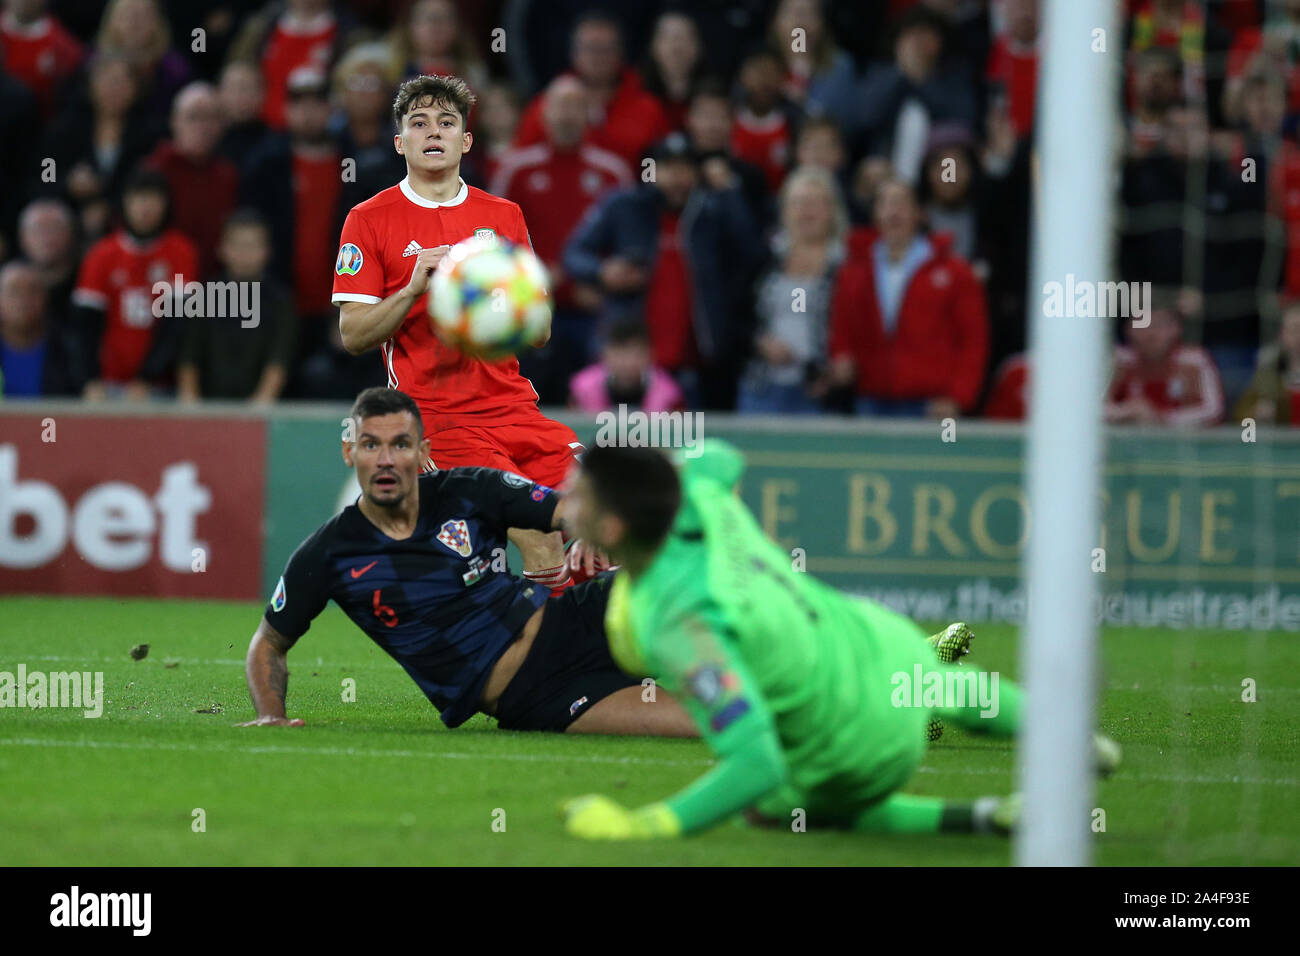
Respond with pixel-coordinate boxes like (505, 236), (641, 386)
(560, 440), (1119, 840)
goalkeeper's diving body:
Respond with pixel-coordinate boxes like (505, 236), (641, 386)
(561, 440), (1120, 840)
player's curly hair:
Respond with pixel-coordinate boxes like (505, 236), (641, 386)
(392, 74), (477, 131)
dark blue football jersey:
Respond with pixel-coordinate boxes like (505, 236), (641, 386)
(264, 467), (558, 727)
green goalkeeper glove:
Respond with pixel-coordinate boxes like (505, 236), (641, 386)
(561, 795), (683, 840)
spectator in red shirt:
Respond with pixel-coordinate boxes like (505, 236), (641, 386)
(144, 82), (240, 278)
(512, 12), (670, 169)
(69, 168), (198, 400)
(731, 48), (799, 193)
(1235, 301), (1300, 427)
(828, 177), (989, 418)
(1105, 302), (1225, 427)
(94, 0), (192, 117)
(640, 9), (704, 133)
(985, 0), (1039, 139)
(241, 66), (343, 361)
(982, 352), (1030, 420)
(492, 75), (631, 306)
(229, 0), (351, 131)
(490, 74), (631, 402)
(0, 0), (83, 117)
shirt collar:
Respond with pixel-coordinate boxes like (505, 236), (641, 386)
(399, 176), (468, 208)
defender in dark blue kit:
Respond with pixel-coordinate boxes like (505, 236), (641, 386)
(241, 388), (695, 736)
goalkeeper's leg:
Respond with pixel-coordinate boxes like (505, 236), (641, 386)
(922, 661), (1122, 773)
(926, 660), (1023, 738)
(851, 793), (1020, 836)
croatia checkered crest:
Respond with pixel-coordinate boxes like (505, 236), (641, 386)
(428, 237), (552, 360)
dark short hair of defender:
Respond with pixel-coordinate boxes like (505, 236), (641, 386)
(392, 74), (477, 131)
(581, 444), (681, 550)
(350, 387), (424, 435)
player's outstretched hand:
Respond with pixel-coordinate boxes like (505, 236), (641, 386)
(562, 794), (643, 840)
(565, 539), (611, 578)
(235, 716), (305, 727)
(561, 795), (681, 840)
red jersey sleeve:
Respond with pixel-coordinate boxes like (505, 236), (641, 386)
(506, 203), (533, 253)
(332, 208), (387, 305)
(71, 240), (111, 310)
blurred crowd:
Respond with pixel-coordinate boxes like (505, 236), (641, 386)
(1, 0), (1299, 427)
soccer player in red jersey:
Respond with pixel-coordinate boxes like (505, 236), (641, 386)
(333, 74), (596, 593)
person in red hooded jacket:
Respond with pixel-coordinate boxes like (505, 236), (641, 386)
(828, 178), (989, 418)
(511, 12), (669, 170)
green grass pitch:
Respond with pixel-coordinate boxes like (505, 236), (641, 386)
(1, 596), (1296, 865)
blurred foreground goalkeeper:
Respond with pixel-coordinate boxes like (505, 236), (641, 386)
(561, 440), (1119, 840)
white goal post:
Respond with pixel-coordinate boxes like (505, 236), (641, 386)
(1016, 0), (1120, 866)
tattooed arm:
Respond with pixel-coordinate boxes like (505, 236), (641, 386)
(238, 618), (304, 727)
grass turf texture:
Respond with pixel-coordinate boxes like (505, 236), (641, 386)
(2, 596), (1297, 866)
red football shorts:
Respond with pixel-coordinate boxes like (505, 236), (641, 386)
(422, 410), (583, 490)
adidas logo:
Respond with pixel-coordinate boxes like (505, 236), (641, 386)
(402, 240), (423, 258)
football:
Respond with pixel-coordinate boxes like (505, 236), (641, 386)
(427, 236), (552, 360)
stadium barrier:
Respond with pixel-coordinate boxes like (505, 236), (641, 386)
(3, 401), (1299, 631)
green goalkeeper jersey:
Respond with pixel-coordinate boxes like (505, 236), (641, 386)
(605, 440), (934, 833)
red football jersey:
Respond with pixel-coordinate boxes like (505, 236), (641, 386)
(489, 142), (630, 306)
(71, 230), (199, 383)
(1107, 344), (1224, 427)
(0, 12), (84, 115)
(332, 177), (540, 426)
(731, 108), (790, 192)
(260, 12), (337, 129)
(985, 35), (1038, 138)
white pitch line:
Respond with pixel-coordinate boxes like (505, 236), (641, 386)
(1, 736), (1294, 788)
(0, 736), (715, 769)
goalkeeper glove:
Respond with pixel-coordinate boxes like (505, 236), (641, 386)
(561, 794), (683, 840)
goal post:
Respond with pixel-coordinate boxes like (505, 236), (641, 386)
(1015, 0), (1121, 867)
